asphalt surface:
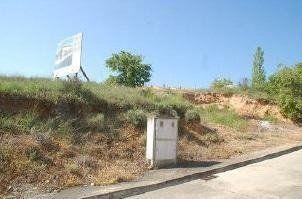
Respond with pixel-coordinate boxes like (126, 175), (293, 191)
(127, 149), (302, 199)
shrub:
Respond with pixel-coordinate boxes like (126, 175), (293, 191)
(185, 109), (201, 123)
(86, 113), (105, 132)
(267, 63), (302, 122)
(124, 109), (147, 128)
(154, 93), (191, 117)
(209, 78), (237, 96)
(211, 78), (233, 91)
(65, 162), (81, 176)
(26, 146), (43, 162)
(26, 146), (52, 165)
(202, 132), (223, 146)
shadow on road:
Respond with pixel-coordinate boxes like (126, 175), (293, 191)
(177, 159), (221, 168)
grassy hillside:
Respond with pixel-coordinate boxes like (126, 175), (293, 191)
(0, 76), (190, 111)
(1, 76), (301, 197)
(0, 76), (194, 140)
(0, 76), (250, 135)
(0, 76), (199, 196)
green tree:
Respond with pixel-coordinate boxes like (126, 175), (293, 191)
(211, 77), (233, 90)
(251, 47), (266, 90)
(267, 63), (302, 122)
(105, 51), (152, 87)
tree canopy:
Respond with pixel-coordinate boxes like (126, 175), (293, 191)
(211, 77), (233, 91)
(267, 63), (302, 121)
(251, 47), (266, 90)
(105, 51), (152, 87)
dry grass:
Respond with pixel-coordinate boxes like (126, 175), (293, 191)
(0, 124), (148, 196)
(178, 120), (302, 162)
(1, 119), (302, 197)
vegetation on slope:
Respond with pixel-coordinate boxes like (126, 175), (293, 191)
(208, 47), (302, 122)
(0, 76), (194, 195)
(1, 76), (301, 197)
(0, 76), (190, 113)
(267, 63), (302, 122)
(199, 105), (248, 131)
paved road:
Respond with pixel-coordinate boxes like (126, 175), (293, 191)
(128, 150), (302, 199)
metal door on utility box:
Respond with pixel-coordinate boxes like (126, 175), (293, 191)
(155, 118), (177, 161)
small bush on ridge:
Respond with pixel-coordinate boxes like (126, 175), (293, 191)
(124, 109), (147, 128)
(185, 109), (201, 123)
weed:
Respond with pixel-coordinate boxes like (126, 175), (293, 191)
(26, 146), (52, 165)
(202, 132), (223, 144)
(86, 113), (105, 132)
(236, 132), (261, 141)
(124, 109), (147, 128)
(185, 109), (201, 123)
(65, 162), (81, 176)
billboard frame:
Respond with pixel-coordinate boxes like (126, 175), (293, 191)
(53, 33), (89, 81)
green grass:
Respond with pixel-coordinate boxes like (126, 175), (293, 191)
(0, 111), (78, 135)
(0, 76), (252, 135)
(0, 76), (192, 112)
(199, 105), (248, 131)
(124, 109), (147, 128)
(0, 76), (193, 135)
(0, 76), (64, 100)
(0, 111), (45, 134)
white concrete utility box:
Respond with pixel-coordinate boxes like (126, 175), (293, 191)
(146, 116), (178, 168)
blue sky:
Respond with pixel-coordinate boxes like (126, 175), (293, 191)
(0, 0), (301, 88)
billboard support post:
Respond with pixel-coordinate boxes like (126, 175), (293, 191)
(80, 66), (89, 82)
(78, 33), (89, 82)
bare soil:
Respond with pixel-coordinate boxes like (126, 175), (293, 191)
(183, 92), (288, 122)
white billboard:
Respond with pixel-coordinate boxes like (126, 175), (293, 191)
(53, 33), (83, 78)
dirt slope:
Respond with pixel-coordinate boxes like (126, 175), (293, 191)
(183, 92), (288, 122)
